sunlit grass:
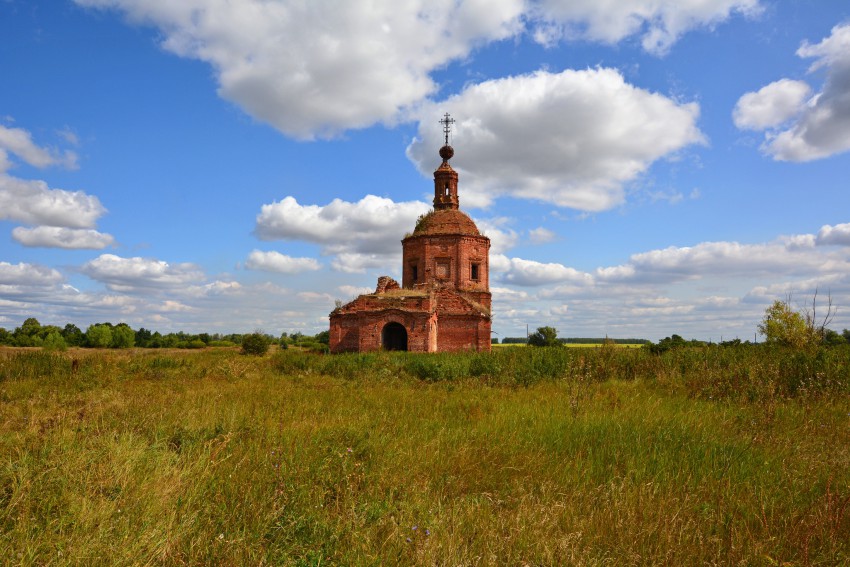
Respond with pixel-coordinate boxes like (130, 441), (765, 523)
(493, 343), (644, 348)
(1, 347), (848, 564)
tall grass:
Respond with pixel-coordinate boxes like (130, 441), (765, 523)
(273, 344), (850, 400)
(1, 346), (848, 565)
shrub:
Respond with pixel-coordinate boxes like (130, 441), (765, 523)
(272, 350), (314, 374)
(300, 341), (329, 354)
(111, 324), (135, 349)
(42, 331), (67, 352)
(528, 326), (561, 347)
(86, 324), (113, 348)
(468, 353), (501, 377)
(241, 333), (270, 356)
(758, 299), (817, 349)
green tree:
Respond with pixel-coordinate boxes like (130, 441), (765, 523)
(38, 325), (62, 340)
(758, 300), (816, 349)
(13, 318), (42, 345)
(20, 317), (41, 336)
(528, 326), (561, 347)
(241, 332), (270, 356)
(62, 324), (85, 347)
(822, 328), (847, 346)
(86, 324), (113, 348)
(42, 331), (67, 351)
(111, 324), (135, 349)
(135, 327), (153, 348)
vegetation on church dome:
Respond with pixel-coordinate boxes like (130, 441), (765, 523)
(413, 209), (434, 232)
(375, 288), (428, 298)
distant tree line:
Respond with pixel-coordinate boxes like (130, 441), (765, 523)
(503, 300), (850, 356)
(5, 294), (847, 355)
(0, 318), (331, 352)
(499, 336), (650, 345)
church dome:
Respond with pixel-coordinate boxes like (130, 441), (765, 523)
(409, 208), (481, 237)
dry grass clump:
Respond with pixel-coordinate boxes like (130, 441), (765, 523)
(373, 288), (429, 298)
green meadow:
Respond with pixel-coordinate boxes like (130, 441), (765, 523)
(1, 346), (849, 565)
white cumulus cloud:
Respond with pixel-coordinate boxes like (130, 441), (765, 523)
(475, 218), (519, 254)
(407, 68), (704, 211)
(159, 300), (194, 313)
(73, 0), (753, 139)
(12, 226), (115, 249)
(528, 227), (557, 244)
(595, 235), (850, 286)
(732, 78), (812, 130)
(499, 257), (595, 287)
(817, 222), (850, 246)
(338, 285), (374, 298)
(529, 0), (762, 55)
(0, 123), (77, 170)
(81, 254), (206, 292)
(0, 262), (64, 286)
(254, 194), (519, 273)
(255, 194), (429, 273)
(738, 24), (850, 161)
(75, 0), (524, 139)
(0, 121), (110, 248)
(245, 249), (321, 274)
(0, 175), (106, 228)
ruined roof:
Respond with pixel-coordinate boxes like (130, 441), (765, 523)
(408, 208), (481, 237)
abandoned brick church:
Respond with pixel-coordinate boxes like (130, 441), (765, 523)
(329, 115), (491, 353)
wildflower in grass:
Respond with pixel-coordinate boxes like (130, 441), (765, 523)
(425, 529), (430, 536)
(412, 525), (417, 531)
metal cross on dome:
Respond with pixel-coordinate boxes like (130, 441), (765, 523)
(440, 113), (455, 146)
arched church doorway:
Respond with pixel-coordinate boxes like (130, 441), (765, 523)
(382, 322), (408, 351)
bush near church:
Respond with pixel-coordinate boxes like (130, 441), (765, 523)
(528, 326), (561, 347)
(241, 332), (270, 356)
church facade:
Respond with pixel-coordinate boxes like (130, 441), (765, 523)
(329, 122), (491, 353)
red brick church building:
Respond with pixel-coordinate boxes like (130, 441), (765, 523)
(329, 116), (491, 353)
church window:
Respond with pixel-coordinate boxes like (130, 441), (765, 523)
(470, 262), (480, 281)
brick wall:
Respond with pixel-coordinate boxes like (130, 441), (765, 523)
(402, 234), (490, 291)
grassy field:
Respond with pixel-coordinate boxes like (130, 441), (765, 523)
(1, 346), (849, 565)
(494, 343), (645, 348)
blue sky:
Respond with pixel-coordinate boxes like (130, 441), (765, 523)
(2, 0), (850, 341)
